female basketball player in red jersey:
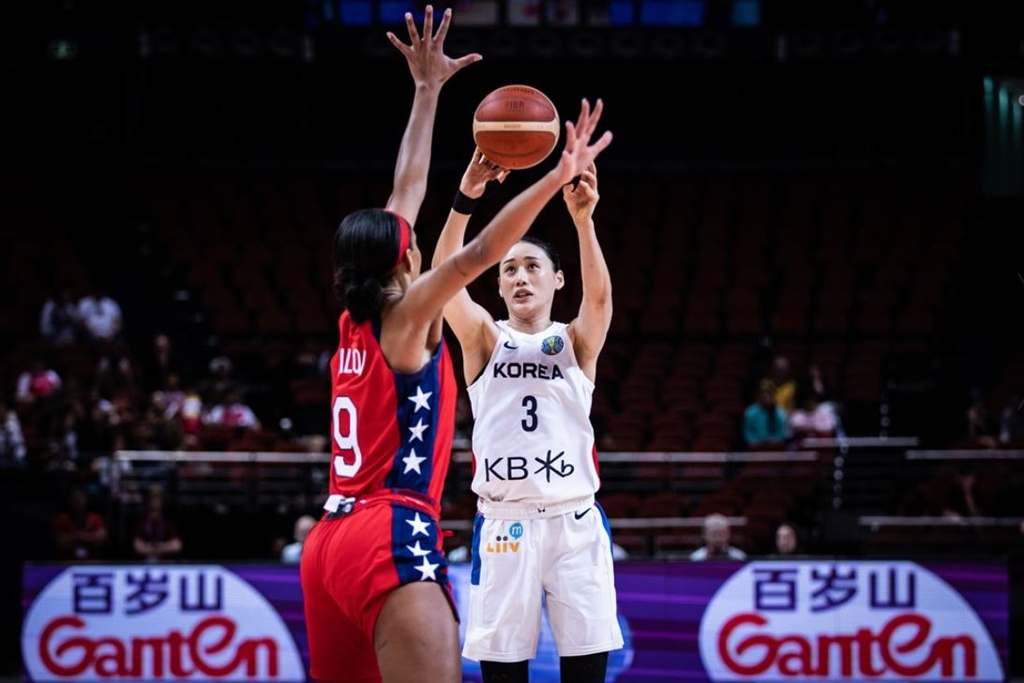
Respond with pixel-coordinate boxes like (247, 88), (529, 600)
(432, 150), (620, 683)
(298, 6), (614, 683)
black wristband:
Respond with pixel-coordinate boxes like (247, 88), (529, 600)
(452, 189), (481, 215)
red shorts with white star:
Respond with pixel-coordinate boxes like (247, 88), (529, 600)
(300, 490), (457, 682)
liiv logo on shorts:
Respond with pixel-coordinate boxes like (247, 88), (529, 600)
(486, 523), (524, 554)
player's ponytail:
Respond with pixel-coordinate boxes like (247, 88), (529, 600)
(332, 209), (408, 323)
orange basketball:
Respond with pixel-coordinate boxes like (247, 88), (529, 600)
(472, 85), (560, 170)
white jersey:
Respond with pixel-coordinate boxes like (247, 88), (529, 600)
(467, 321), (601, 515)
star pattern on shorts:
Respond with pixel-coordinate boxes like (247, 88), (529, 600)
(415, 557), (439, 581)
(406, 541), (431, 557)
(406, 512), (430, 537)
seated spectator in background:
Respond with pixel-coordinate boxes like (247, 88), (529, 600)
(142, 333), (183, 392)
(133, 484), (183, 562)
(0, 401), (27, 468)
(689, 513), (748, 561)
(765, 355), (797, 414)
(16, 359), (63, 440)
(787, 381), (839, 441)
(77, 286), (123, 345)
(176, 385), (204, 448)
(16, 359), (62, 408)
(39, 287), (81, 347)
(743, 380), (788, 448)
(131, 392), (185, 450)
(198, 355), (235, 406)
(935, 462), (983, 520)
(772, 522), (799, 557)
(53, 487), (108, 560)
(966, 388), (998, 447)
(280, 514), (318, 564)
(999, 393), (1024, 445)
(95, 351), (144, 406)
(204, 388), (261, 431)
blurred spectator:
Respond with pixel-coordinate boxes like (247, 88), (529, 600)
(160, 373), (187, 420)
(177, 385), (205, 448)
(132, 484), (183, 562)
(743, 379), (788, 448)
(130, 392), (185, 450)
(689, 513), (748, 561)
(966, 388), (998, 447)
(786, 380), (839, 441)
(937, 462), (983, 520)
(772, 522), (799, 556)
(0, 401), (27, 468)
(764, 355), (797, 414)
(16, 358), (63, 440)
(39, 287), (81, 347)
(198, 355), (235, 405)
(142, 333), (183, 392)
(204, 388), (261, 431)
(77, 286), (123, 344)
(95, 351), (144, 406)
(53, 487), (109, 560)
(281, 514), (318, 564)
(998, 393), (1024, 445)
(16, 358), (62, 408)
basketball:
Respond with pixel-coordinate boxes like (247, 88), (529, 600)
(472, 84), (560, 170)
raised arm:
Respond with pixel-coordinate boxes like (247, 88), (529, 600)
(383, 6), (482, 226)
(430, 150), (509, 381)
(564, 163), (612, 382)
(397, 99), (613, 332)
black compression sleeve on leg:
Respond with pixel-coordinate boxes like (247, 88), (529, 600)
(480, 660), (530, 683)
(559, 652), (609, 683)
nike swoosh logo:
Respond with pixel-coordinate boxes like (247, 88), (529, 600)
(574, 509), (591, 520)
(503, 341), (519, 350)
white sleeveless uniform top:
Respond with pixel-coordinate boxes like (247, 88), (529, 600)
(467, 320), (601, 518)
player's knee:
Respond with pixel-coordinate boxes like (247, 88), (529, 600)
(559, 651), (609, 683)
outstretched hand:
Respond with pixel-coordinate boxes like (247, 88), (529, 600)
(553, 99), (613, 187)
(460, 148), (510, 199)
(386, 5), (483, 90)
(562, 163), (598, 225)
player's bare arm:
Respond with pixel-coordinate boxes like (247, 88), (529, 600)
(432, 149), (509, 382)
(383, 6), (482, 226)
(566, 163), (612, 383)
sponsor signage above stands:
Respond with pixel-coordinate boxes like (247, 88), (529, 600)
(23, 560), (1008, 682)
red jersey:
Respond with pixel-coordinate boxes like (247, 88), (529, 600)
(328, 312), (456, 515)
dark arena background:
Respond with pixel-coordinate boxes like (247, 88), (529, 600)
(2, 1), (1023, 681)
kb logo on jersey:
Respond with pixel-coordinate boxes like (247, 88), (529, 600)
(540, 336), (564, 356)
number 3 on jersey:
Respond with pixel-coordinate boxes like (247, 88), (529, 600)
(332, 396), (363, 477)
(521, 395), (538, 432)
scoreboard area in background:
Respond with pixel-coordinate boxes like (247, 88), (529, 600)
(306, 0), (761, 28)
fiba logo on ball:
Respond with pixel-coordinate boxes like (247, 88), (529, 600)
(541, 336), (564, 356)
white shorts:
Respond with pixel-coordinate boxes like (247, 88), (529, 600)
(461, 501), (624, 662)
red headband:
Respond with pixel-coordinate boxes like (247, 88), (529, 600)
(385, 210), (411, 274)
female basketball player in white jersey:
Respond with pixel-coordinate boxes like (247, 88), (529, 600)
(432, 148), (622, 683)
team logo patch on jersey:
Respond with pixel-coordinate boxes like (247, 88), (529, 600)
(540, 336), (564, 356)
